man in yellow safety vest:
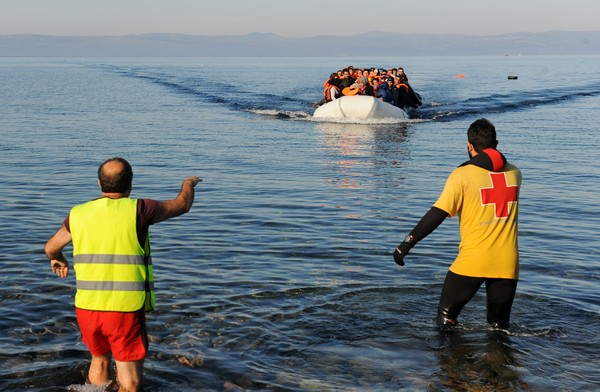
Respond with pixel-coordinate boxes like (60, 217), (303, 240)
(45, 157), (201, 391)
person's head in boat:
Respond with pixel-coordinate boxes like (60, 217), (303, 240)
(328, 76), (342, 88)
(394, 76), (407, 89)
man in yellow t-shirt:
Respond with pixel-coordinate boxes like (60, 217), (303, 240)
(393, 118), (522, 329)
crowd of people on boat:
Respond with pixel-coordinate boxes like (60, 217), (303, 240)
(316, 66), (422, 109)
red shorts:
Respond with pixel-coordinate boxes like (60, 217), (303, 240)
(76, 308), (148, 362)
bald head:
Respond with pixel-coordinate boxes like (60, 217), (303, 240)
(98, 157), (133, 193)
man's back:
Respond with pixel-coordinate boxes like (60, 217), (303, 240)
(435, 162), (521, 279)
(70, 197), (154, 312)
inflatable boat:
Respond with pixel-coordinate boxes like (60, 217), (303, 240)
(313, 95), (409, 120)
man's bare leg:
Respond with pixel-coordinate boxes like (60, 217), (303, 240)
(88, 353), (112, 385)
(115, 359), (144, 392)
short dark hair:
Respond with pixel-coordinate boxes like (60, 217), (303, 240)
(98, 157), (133, 193)
(468, 118), (498, 151)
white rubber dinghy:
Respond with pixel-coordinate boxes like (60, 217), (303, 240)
(313, 95), (408, 120)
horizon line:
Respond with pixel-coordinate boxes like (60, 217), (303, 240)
(2, 29), (599, 39)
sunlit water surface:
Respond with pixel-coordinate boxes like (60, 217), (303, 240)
(1, 56), (599, 391)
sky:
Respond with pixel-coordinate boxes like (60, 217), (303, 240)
(1, 0), (598, 37)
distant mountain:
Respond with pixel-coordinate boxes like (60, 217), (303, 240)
(1, 31), (599, 57)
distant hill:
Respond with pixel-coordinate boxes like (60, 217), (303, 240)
(1, 31), (599, 57)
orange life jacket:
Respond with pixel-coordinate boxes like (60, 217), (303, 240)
(396, 83), (409, 92)
(324, 83), (340, 101)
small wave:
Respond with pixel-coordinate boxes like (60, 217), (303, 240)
(247, 107), (426, 124)
(248, 108), (310, 119)
(435, 322), (564, 338)
(66, 382), (113, 392)
(428, 101), (445, 107)
(306, 116), (424, 125)
(100, 65), (313, 118)
(506, 326), (564, 338)
(418, 81), (600, 121)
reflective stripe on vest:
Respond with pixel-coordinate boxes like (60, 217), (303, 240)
(77, 280), (154, 291)
(70, 197), (155, 312)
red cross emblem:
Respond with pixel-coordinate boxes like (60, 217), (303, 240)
(480, 173), (518, 218)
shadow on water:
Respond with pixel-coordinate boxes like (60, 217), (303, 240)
(1, 355), (88, 392)
(428, 329), (529, 391)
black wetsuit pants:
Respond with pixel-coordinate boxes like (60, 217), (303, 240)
(437, 270), (518, 328)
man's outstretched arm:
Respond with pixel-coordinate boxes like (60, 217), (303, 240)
(393, 206), (448, 266)
(152, 176), (202, 224)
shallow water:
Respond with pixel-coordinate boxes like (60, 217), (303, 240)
(1, 55), (599, 391)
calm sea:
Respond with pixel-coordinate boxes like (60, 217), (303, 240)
(1, 55), (599, 391)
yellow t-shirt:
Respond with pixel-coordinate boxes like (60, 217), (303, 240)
(433, 162), (522, 279)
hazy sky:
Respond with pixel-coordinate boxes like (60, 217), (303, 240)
(1, 0), (598, 37)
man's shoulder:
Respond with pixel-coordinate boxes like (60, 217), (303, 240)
(504, 162), (520, 171)
(137, 198), (160, 211)
(450, 164), (479, 177)
(137, 197), (158, 203)
(70, 197), (106, 213)
(137, 198), (160, 224)
(504, 162), (522, 183)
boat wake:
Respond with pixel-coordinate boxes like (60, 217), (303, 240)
(96, 64), (600, 124)
(248, 108), (310, 119)
(417, 81), (600, 121)
(97, 64), (313, 117)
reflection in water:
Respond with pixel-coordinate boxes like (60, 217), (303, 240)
(316, 122), (409, 190)
(432, 329), (528, 391)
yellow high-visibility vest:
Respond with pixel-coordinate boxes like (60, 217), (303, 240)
(70, 197), (154, 312)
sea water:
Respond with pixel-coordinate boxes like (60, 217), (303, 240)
(1, 55), (599, 391)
